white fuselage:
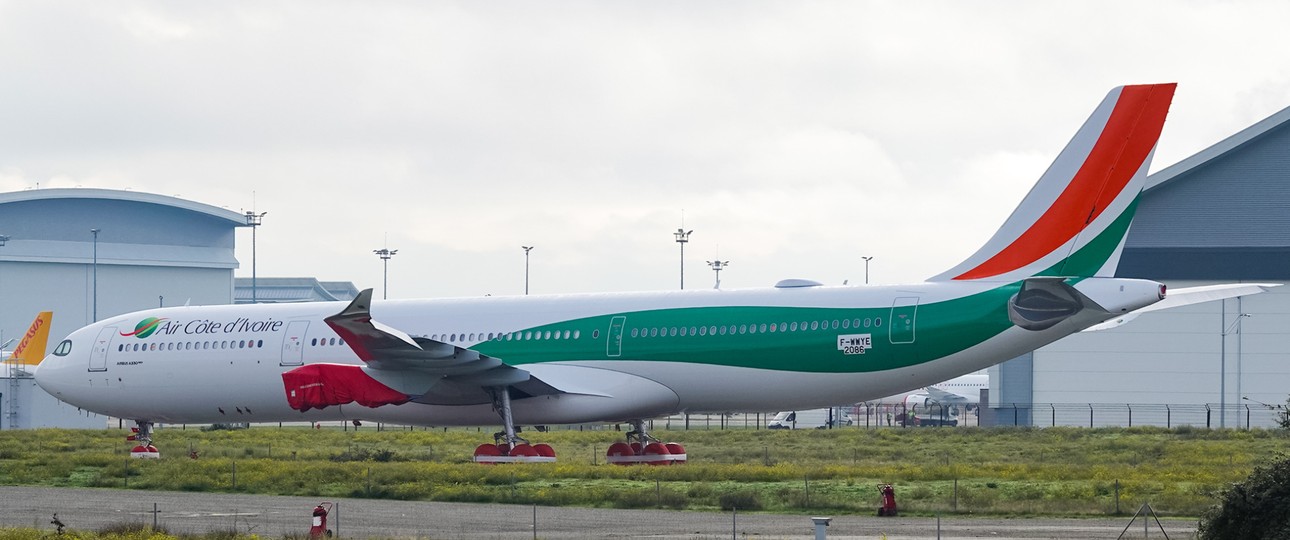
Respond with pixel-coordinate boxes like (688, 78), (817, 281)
(34, 278), (1163, 426)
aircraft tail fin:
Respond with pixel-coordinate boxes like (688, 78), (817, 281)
(930, 84), (1177, 282)
(5, 311), (53, 365)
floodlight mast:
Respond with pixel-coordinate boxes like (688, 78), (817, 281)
(244, 211), (266, 304)
(707, 260), (728, 289)
(373, 248), (398, 300)
(674, 228), (692, 290)
(522, 246), (534, 295)
(90, 229), (100, 322)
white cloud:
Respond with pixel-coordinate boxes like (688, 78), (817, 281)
(3, 1), (1290, 298)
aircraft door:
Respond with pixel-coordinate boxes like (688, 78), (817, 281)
(889, 297), (918, 344)
(89, 327), (116, 372)
(606, 316), (626, 357)
(280, 321), (309, 366)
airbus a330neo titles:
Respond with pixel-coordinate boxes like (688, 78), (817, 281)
(33, 83), (1273, 463)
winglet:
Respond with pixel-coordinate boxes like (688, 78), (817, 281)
(5, 312), (53, 365)
(931, 84), (1177, 282)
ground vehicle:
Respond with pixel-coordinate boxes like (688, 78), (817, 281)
(767, 408), (852, 429)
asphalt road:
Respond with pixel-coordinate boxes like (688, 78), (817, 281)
(0, 486), (1198, 539)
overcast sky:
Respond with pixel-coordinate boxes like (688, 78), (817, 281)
(3, 2), (1289, 299)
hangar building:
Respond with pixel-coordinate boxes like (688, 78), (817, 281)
(990, 105), (1290, 428)
(0, 188), (249, 428)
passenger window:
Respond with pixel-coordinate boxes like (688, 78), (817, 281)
(573, 330), (581, 339)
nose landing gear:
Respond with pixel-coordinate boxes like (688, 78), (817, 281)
(128, 420), (160, 459)
(472, 387), (556, 464)
(605, 419), (686, 465)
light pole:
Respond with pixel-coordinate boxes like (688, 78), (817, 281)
(1, 235), (7, 337)
(1220, 310), (1250, 428)
(522, 246), (534, 295)
(90, 229), (100, 322)
(244, 211), (266, 304)
(862, 256), (873, 285)
(707, 260), (728, 289)
(674, 228), (692, 290)
(373, 248), (398, 300)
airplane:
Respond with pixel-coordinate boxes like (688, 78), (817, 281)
(32, 83), (1275, 463)
(4, 311), (54, 376)
(866, 370), (988, 408)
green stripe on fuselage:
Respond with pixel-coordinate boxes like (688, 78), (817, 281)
(473, 283), (1020, 374)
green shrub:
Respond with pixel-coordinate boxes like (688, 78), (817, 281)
(718, 490), (763, 511)
(1198, 455), (1290, 539)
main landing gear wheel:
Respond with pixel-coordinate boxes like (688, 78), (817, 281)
(128, 421), (160, 459)
(604, 419), (687, 465)
(471, 387), (557, 464)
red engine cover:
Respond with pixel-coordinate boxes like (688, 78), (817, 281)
(282, 364), (411, 412)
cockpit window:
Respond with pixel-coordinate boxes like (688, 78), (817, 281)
(52, 339), (73, 356)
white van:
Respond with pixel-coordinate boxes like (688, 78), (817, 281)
(766, 408), (853, 429)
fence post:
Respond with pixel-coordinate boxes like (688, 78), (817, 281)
(1088, 404), (1093, 428)
(1246, 405), (1251, 429)
(1206, 404), (1212, 428)
(1012, 404), (1018, 426)
(532, 504), (537, 540)
(1127, 404), (1132, 427)
(1166, 405), (1171, 428)
(1051, 404), (1055, 427)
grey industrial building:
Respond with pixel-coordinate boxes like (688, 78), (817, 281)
(0, 189), (249, 428)
(990, 105), (1290, 428)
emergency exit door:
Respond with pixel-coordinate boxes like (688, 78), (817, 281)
(606, 316), (626, 357)
(89, 327), (116, 372)
(889, 297), (918, 344)
(280, 321), (309, 366)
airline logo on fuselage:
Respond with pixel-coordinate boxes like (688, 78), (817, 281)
(120, 316), (284, 338)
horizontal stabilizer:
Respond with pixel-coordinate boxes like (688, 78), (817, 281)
(1083, 283), (1280, 331)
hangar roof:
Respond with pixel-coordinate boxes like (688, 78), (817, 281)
(1118, 105), (1290, 280)
(234, 277), (359, 303)
(0, 188), (247, 269)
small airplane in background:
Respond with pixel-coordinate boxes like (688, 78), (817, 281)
(33, 83), (1276, 463)
(867, 371), (988, 409)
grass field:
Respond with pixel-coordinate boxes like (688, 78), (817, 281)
(0, 425), (1283, 518)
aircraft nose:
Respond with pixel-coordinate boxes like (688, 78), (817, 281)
(33, 343), (70, 396)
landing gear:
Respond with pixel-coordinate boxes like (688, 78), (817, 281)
(128, 420), (160, 459)
(605, 419), (686, 465)
(472, 387), (556, 464)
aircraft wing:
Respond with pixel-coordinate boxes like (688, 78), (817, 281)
(922, 386), (971, 405)
(1083, 283), (1280, 332)
(283, 289), (561, 410)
